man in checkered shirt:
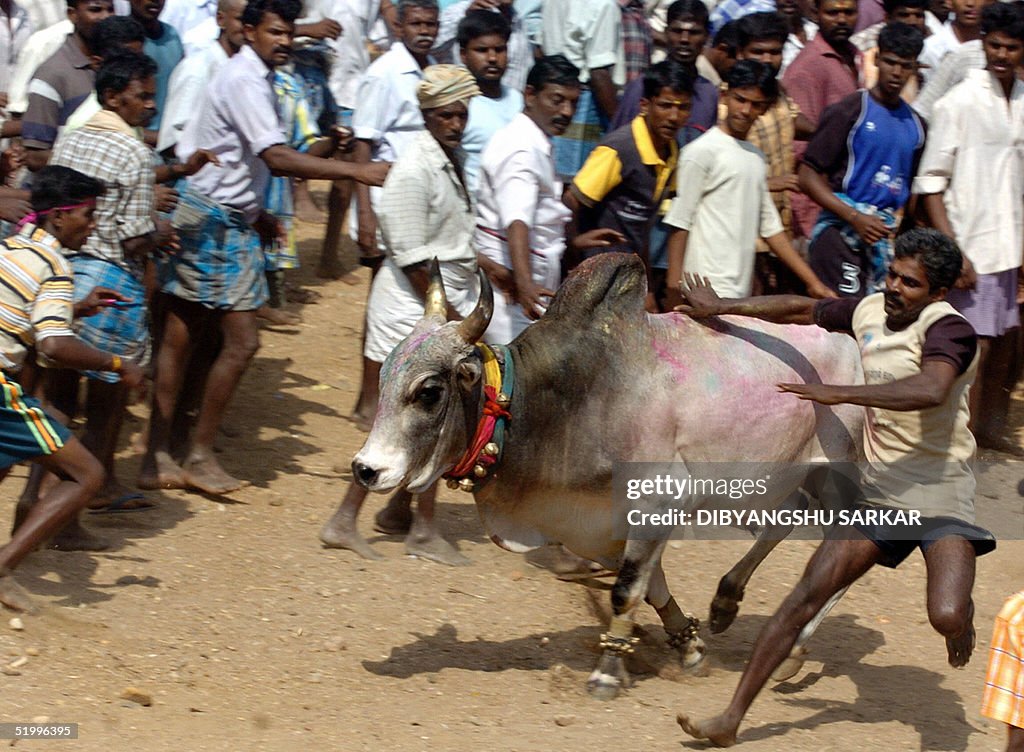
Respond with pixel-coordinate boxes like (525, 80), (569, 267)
(982, 590), (1024, 752)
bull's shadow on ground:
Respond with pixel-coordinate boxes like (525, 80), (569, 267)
(691, 612), (972, 751)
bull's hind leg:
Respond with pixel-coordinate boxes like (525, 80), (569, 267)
(588, 539), (670, 700)
(648, 562), (705, 670)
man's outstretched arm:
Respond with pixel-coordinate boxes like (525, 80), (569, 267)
(674, 272), (818, 325)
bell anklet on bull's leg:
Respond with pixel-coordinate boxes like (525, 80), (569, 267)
(588, 613), (637, 700)
(655, 596), (706, 670)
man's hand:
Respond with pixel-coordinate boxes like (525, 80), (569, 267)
(301, 18), (342, 38)
(777, 382), (846, 405)
(767, 174), (801, 193)
(468, 0), (501, 8)
(807, 280), (839, 299)
(849, 211), (892, 245)
(673, 272), (724, 317)
(329, 125), (356, 154)
(0, 195), (30, 222)
(0, 93), (8, 110)
(514, 278), (554, 321)
(118, 359), (144, 390)
(75, 287), (132, 318)
(154, 184), (178, 213)
(354, 162), (390, 186)
(181, 148), (221, 177)
(570, 227), (626, 251)
(477, 254), (516, 303)
(957, 255), (977, 290)
(253, 211), (284, 248)
(154, 217), (180, 253)
(1, 143), (24, 178)
(357, 212), (379, 259)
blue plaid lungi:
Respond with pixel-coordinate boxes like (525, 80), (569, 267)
(159, 186), (268, 311)
(810, 192), (897, 295)
(70, 255), (149, 384)
(552, 87), (607, 181)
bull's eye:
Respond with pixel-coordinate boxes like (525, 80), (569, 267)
(416, 385), (443, 408)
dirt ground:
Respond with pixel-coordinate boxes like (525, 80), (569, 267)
(1, 199), (1023, 752)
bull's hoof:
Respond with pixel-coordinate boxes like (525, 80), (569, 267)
(708, 597), (740, 634)
(680, 636), (708, 673)
(587, 653), (629, 700)
(771, 645), (808, 682)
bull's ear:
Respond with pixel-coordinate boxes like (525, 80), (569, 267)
(456, 358), (482, 392)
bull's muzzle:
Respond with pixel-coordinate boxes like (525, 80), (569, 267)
(352, 460), (379, 489)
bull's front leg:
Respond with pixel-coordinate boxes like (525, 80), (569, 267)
(588, 539), (667, 700)
(647, 562), (705, 670)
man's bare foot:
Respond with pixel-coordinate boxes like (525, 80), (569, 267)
(976, 433), (1024, 458)
(285, 284), (321, 304)
(319, 511), (384, 561)
(947, 623), (975, 667)
(405, 527), (471, 567)
(374, 493), (413, 535)
(256, 305), (302, 326)
(138, 452), (187, 490)
(0, 573), (37, 613)
(676, 713), (739, 747)
(48, 518), (110, 552)
(182, 454), (246, 495)
(316, 256), (346, 280)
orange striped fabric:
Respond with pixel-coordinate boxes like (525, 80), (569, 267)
(982, 590), (1024, 729)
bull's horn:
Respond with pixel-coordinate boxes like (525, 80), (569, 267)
(423, 258), (447, 319)
(457, 269), (494, 343)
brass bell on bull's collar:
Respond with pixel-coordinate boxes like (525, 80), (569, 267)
(458, 478), (475, 493)
(446, 479), (460, 490)
(496, 392), (511, 408)
(473, 464), (488, 478)
(483, 442), (500, 457)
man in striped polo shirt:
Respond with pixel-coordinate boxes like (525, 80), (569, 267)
(0, 165), (143, 613)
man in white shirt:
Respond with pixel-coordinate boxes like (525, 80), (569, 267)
(918, 0), (991, 82)
(156, 0), (243, 156)
(663, 60), (834, 306)
(158, 0), (215, 39)
(139, 0), (387, 496)
(913, 2), (1024, 455)
(348, 0), (438, 429)
(434, 0), (532, 91)
(475, 55), (578, 344)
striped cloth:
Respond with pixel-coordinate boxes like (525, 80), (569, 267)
(618, 0), (652, 82)
(0, 223), (76, 372)
(0, 370), (70, 469)
(70, 255), (149, 383)
(945, 269), (1021, 338)
(982, 590), (1024, 730)
(811, 192), (897, 295)
(265, 68), (321, 272)
(159, 186), (268, 311)
(552, 88), (607, 180)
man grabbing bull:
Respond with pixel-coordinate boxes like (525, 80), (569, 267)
(674, 227), (995, 747)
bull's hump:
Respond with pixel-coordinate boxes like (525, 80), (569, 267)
(544, 253), (646, 322)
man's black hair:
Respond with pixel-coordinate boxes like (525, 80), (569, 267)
(877, 21), (925, 58)
(882, 0), (928, 16)
(893, 228), (962, 291)
(526, 54), (580, 92)
(982, 1), (1024, 41)
(737, 12), (789, 48)
(95, 51), (158, 100)
(241, 0), (301, 27)
(725, 58), (779, 98)
(642, 58), (695, 99)
(713, 19), (742, 53)
(92, 15), (145, 60)
(457, 8), (511, 48)
(667, 0), (710, 30)
(30, 166), (104, 214)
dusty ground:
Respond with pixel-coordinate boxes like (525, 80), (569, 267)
(1, 201), (1023, 752)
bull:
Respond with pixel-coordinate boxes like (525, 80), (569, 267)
(353, 253), (864, 699)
